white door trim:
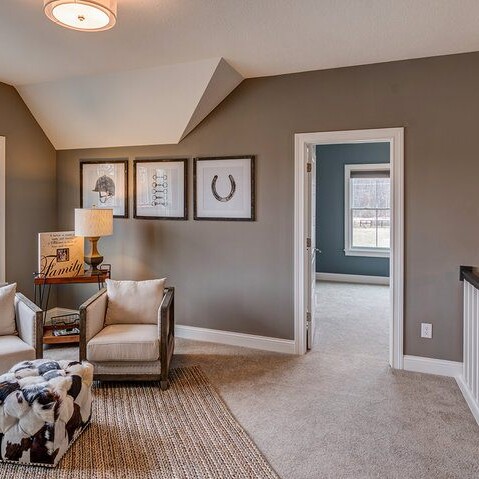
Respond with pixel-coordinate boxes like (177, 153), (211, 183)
(0, 137), (5, 283)
(293, 128), (404, 369)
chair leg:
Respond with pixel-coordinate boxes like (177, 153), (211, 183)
(160, 380), (169, 391)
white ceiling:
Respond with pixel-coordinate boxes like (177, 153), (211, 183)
(3, 0), (479, 149)
(2, 0), (479, 86)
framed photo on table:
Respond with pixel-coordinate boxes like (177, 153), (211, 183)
(133, 158), (188, 220)
(80, 159), (128, 218)
(194, 156), (255, 221)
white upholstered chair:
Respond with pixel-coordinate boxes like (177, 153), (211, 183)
(0, 289), (43, 374)
(79, 279), (175, 390)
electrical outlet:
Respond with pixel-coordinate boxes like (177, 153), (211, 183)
(421, 323), (433, 339)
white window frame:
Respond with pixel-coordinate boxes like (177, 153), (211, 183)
(344, 163), (390, 258)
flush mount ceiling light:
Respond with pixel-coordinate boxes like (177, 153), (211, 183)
(44, 0), (117, 32)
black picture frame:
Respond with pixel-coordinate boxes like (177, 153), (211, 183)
(133, 158), (188, 220)
(80, 159), (129, 218)
(193, 156), (255, 221)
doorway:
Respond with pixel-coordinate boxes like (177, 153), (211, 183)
(293, 128), (404, 369)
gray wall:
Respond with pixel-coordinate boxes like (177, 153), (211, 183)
(56, 52), (479, 362)
(316, 143), (389, 277)
(0, 82), (57, 297)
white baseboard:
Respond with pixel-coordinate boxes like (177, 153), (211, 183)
(176, 324), (295, 354)
(403, 355), (463, 377)
(316, 272), (389, 285)
(44, 307), (78, 325)
(456, 375), (479, 426)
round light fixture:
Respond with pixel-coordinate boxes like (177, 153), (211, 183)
(44, 0), (117, 32)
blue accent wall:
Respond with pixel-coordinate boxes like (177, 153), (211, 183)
(316, 143), (390, 277)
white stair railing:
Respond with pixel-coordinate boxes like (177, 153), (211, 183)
(458, 267), (479, 425)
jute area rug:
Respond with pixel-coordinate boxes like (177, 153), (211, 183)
(0, 366), (279, 479)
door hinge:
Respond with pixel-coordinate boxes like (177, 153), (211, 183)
(306, 237), (311, 248)
(306, 312), (311, 329)
(307, 162), (312, 173)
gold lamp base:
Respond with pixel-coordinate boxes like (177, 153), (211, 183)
(84, 236), (104, 274)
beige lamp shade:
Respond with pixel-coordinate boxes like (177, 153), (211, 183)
(44, 0), (117, 32)
(75, 208), (113, 237)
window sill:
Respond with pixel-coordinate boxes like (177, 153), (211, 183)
(344, 248), (390, 258)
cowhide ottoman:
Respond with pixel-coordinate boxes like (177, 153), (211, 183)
(0, 359), (93, 467)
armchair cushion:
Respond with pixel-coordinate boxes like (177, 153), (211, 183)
(87, 324), (160, 362)
(104, 278), (166, 325)
(0, 336), (35, 374)
(0, 283), (16, 336)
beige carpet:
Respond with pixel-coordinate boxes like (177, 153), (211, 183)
(43, 282), (479, 478)
(0, 366), (278, 479)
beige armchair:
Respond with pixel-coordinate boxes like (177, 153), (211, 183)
(0, 293), (43, 374)
(79, 285), (175, 390)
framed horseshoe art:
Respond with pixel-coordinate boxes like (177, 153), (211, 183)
(193, 156), (255, 221)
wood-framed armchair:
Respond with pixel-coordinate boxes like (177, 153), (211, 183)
(0, 293), (43, 374)
(79, 285), (175, 390)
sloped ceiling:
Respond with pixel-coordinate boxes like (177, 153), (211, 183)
(4, 1), (479, 149)
(180, 59), (244, 142)
(17, 58), (243, 150)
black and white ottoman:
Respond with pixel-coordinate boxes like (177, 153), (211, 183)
(0, 359), (93, 467)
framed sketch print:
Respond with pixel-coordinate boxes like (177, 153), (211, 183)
(194, 156), (255, 221)
(80, 159), (128, 218)
(133, 158), (187, 220)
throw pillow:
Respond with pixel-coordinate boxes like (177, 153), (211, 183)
(105, 278), (166, 325)
(0, 283), (17, 336)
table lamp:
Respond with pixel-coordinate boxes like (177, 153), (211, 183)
(74, 208), (113, 274)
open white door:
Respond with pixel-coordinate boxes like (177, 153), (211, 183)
(306, 144), (317, 349)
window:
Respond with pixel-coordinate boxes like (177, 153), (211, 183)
(344, 163), (390, 257)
